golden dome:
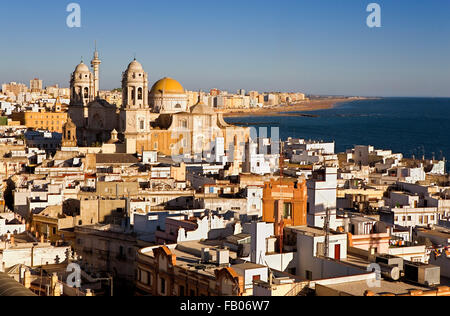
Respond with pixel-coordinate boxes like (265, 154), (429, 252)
(150, 77), (185, 95)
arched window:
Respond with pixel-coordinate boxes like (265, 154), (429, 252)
(138, 88), (143, 100)
(84, 87), (89, 98)
(131, 88), (135, 101)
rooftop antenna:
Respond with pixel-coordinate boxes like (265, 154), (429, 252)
(278, 141), (285, 254)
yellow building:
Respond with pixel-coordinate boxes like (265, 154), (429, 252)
(12, 111), (68, 133)
(31, 205), (76, 244)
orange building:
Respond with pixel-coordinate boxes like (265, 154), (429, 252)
(262, 178), (308, 236)
(12, 111), (68, 133)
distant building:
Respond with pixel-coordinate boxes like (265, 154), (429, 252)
(1, 82), (28, 96)
(29, 79), (43, 92)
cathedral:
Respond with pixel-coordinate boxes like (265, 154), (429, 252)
(67, 48), (250, 162)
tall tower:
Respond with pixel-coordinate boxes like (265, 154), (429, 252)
(91, 43), (101, 98)
(70, 60), (94, 106)
(120, 59), (151, 154)
(121, 59), (149, 109)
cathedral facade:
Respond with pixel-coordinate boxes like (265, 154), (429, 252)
(68, 49), (250, 162)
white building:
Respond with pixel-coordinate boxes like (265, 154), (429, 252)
(396, 166), (426, 184)
(380, 207), (440, 228)
(0, 213), (26, 236)
(292, 226), (349, 280)
(307, 168), (338, 229)
(246, 186), (263, 218)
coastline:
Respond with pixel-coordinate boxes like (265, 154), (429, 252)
(221, 97), (373, 118)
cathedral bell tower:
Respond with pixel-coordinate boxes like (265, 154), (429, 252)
(122, 59), (149, 109)
(120, 59), (152, 155)
(70, 59), (94, 106)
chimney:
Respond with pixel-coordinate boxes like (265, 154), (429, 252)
(51, 273), (61, 296)
(216, 249), (230, 265)
(23, 269), (31, 289)
(201, 248), (211, 263)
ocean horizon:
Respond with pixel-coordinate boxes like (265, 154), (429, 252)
(224, 97), (450, 163)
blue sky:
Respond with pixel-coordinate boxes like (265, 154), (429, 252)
(1, 0), (450, 97)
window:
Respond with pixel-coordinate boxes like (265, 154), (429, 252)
(190, 289), (195, 296)
(138, 88), (143, 100)
(407, 216), (412, 221)
(140, 270), (149, 285)
(160, 278), (166, 295)
(179, 285), (185, 296)
(306, 271), (313, 281)
(252, 275), (261, 282)
(284, 203), (293, 219)
(140, 120), (144, 130)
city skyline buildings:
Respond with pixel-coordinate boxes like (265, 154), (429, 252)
(1, 0), (450, 97)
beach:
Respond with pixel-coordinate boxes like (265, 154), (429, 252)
(221, 97), (367, 117)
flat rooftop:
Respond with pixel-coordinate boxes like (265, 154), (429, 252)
(417, 228), (450, 239)
(320, 279), (430, 296)
(287, 226), (345, 237)
(142, 240), (238, 277)
(232, 263), (267, 271)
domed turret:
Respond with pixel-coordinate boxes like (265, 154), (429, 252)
(70, 60), (94, 106)
(74, 62), (90, 73)
(122, 59), (149, 109)
(126, 59), (144, 72)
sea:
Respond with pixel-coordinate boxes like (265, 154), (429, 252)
(224, 98), (450, 162)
